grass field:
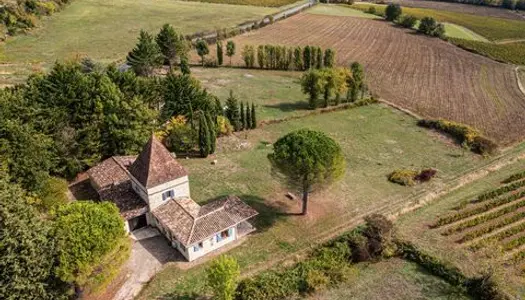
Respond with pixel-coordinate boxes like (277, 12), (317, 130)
(309, 258), (469, 300)
(0, 0), (277, 64)
(351, 3), (525, 41)
(193, 68), (307, 121)
(307, 4), (380, 18)
(450, 38), (525, 65)
(396, 160), (525, 297)
(136, 102), (525, 299)
(217, 12), (525, 145)
(443, 23), (489, 42)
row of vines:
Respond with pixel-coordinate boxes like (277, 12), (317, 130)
(432, 170), (525, 272)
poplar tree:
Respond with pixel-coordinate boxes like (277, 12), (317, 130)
(303, 46), (311, 69)
(251, 103), (257, 129)
(217, 41), (224, 66)
(324, 48), (335, 68)
(316, 47), (323, 69)
(310, 46), (317, 70)
(294, 46), (303, 70)
(199, 113), (211, 157)
(257, 45), (266, 69)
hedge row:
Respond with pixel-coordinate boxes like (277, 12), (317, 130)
(470, 221), (525, 251)
(461, 211), (525, 244)
(477, 179), (525, 202)
(443, 197), (525, 236)
(435, 190), (525, 227)
(417, 119), (497, 155)
(502, 171), (525, 184)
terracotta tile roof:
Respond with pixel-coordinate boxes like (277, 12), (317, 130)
(87, 155), (147, 220)
(152, 195), (258, 246)
(99, 182), (148, 220)
(128, 135), (187, 189)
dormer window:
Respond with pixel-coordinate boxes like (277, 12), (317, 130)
(162, 190), (175, 201)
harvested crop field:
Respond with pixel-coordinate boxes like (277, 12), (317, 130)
(389, 0), (525, 20)
(220, 13), (525, 145)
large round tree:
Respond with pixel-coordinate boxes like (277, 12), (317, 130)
(268, 129), (346, 215)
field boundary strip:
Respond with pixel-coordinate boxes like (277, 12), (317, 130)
(516, 67), (525, 97)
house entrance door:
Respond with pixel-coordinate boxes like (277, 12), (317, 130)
(128, 214), (148, 231)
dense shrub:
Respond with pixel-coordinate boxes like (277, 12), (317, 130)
(0, 0), (70, 36)
(417, 119), (497, 156)
(388, 169), (418, 186)
(415, 168), (437, 182)
(418, 17), (446, 38)
(363, 214), (395, 257)
(465, 272), (510, 300)
(399, 15), (418, 28)
(385, 3), (402, 21)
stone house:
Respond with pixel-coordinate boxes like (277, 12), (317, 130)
(86, 135), (258, 261)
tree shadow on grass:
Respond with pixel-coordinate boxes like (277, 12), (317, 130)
(263, 101), (310, 113)
(200, 194), (297, 233)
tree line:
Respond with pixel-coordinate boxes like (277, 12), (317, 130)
(300, 62), (367, 109)
(385, 4), (446, 38)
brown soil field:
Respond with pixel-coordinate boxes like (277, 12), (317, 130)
(387, 0), (525, 20)
(213, 14), (525, 145)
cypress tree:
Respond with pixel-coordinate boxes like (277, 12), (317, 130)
(240, 102), (246, 130)
(206, 113), (217, 154)
(251, 103), (257, 129)
(225, 90), (241, 131)
(215, 97), (223, 116)
(246, 102), (252, 130)
(199, 113), (211, 157)
(217, 41), (224, 66)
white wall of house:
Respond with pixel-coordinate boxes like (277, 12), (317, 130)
(130, 175), (190, 211)
(147, 176), (190, 210)
(186, 227), (237, 261)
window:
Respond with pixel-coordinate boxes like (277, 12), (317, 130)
(162, 190), (174, 201)
(217, 228), (232, 242)
(193, 242), (203, 252)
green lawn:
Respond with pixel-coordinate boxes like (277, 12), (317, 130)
(309, 258), (470, 300)
(306, 4), (381, 19)
(138, 103), (521, 299)
(193, 67), (307, 121)
(0, 0), (277, 64)
(396, 160), (525, 298)
(351, 3), (525, 41)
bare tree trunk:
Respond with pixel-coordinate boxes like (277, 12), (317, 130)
(301, 190), (308, 215)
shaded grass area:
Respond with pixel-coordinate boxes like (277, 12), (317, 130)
(308, 258), (470, 300)
(443, 23), (489, 42)
(396, 160), (525, 298)
(192, 67), (308, 121)
(449, 39), (525, 65)
(137, 104), (513, 299)
(351, 3), (525, 41)
(0, 0), (277, 64)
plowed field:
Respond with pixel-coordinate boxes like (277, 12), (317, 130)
(221, 14), (525, 145)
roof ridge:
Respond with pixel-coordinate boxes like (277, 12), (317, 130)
(170, 197), (198, 220)
(196, 206), (226, 220)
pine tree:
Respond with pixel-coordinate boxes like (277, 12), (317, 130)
(206, 113), (217, 154)
(156, 24), (187, 70)
(217, 41), (224, 66)
(199, 113), (211, 157)
(240, 102), (246, 130)
(251, 103), (257, 129)
(225, 90), (241, 131)
(245, 102), (251, 131)
(126, 30), (163, 76)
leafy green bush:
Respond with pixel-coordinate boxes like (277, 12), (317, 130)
(385, 3), (402, 21)
(418, 17), (445, 38)
(388, 169), (418, 186)
(399, 15), (418, 29)
(417, 119), (497, 155)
